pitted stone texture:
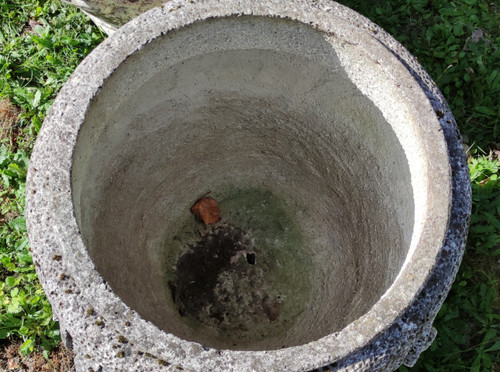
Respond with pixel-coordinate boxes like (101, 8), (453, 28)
(26, 1), (470, 371)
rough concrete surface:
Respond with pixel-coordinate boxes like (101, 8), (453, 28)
(26, 1), (471, 371)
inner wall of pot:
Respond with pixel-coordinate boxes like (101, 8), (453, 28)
(71, 17), (414, 350)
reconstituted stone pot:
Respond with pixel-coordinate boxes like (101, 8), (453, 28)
(26, 1), (471, 371)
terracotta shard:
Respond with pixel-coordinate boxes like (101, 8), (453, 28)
(190, 197), (221, 225)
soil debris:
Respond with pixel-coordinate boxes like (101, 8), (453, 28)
(0, 340), (75, 372)
(170, 222), (282, 340)
(0, 98), (22, 151)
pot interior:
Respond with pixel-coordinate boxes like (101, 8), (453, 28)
(71, 16), (414, 351)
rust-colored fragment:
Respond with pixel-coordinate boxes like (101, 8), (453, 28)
(190, 197), (221, 225)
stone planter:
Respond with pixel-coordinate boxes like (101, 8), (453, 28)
(26, 1), (471, 371)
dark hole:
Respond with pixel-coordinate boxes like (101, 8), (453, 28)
(246, 252), (256, 265)
(64, 331), (73, 350)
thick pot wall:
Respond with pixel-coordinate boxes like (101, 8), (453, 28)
(25, 1), (470, 371)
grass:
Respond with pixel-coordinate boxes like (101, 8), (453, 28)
(0, 0), (104, 356)
(0, 0), (499, 370)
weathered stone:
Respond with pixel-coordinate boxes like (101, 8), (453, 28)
(26, 1), (471, 371)
(63, 0), (165, 34)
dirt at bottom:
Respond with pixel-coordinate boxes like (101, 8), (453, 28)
(169, 222), (282, 341)
(165, 187), (313, 348)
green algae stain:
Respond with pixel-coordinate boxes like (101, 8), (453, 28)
(163, 186), (313, 348)
(217, 186), (313, 313)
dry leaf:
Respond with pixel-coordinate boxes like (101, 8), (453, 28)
(191, 197), (221, 225)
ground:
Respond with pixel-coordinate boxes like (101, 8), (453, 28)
(0, 340), (74, 372)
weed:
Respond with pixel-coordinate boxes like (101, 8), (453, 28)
(0, 0), (104, 356)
